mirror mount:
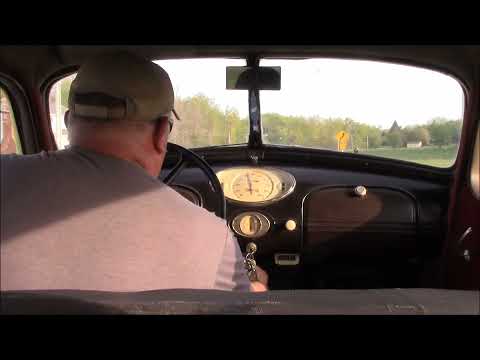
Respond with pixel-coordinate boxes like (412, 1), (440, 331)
(248, 88), (262, 149)
(227, 62), (281, 149)
(246, 56), (262, 149)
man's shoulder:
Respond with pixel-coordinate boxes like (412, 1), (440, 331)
(1, 151), (55, 164)
(0, 152), (45, 170)
(1, 153), (28, 163)
(0, 151), (76, 179)
(159, 185), (228, 228)
(1, 154), (15, 166)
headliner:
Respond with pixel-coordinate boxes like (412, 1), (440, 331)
(1, 45), (479, 89)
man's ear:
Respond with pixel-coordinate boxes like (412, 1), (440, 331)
(152, 118), (170, 154)
(64, 110), (71, 129)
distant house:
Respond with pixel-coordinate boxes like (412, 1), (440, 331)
(407, 141), (423, 148)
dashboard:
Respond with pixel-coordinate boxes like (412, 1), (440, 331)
(168, 163), (445, 249)
(173, 167), (297, 240)
(163, 145), (449, 289)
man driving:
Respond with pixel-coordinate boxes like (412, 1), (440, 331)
(0, 52), (268, 292)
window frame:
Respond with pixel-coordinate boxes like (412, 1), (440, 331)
(469, 118), (480, 199)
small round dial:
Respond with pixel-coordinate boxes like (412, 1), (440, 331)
(231, 212), (270, 238)
(231, 171), (274, 202)
(239, 215), (262, 236)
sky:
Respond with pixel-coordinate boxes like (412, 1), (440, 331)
(155, 58), (465, 130)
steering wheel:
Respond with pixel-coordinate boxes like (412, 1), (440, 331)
(161, 143), (226, 219)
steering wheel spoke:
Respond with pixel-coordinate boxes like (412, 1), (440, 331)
(163, 157), (188, 185)
(161, 143), (226, 219)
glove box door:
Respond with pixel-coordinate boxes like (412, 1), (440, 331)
(302, 186), (418, 261)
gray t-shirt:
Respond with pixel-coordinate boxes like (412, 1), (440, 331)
(0, 147), (250, 292)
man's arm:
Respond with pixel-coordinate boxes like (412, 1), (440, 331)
(213, 228), (268, 291)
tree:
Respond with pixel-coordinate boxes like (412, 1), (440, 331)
(404, 126), (430, 145)
(60, 76), (74, 109)
(428, 118), (458, 148)
(166, 95), (460, 152)
(351, 122), (382, 150)
(385, 130), (404, 148)
(389, 120), (401, 133)
(417, 127), (431, 145)
(366, 128), (383, 148)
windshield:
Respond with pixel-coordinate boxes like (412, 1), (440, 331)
(49, 58), (249, 150)
(154, 58), (249, 148)
(260, 58), (465, 168)
(49, 57), (465, 167)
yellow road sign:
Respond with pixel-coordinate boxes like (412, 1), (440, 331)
(335, 131), (349, 151)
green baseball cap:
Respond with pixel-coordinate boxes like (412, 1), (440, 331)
(68, 51), (180, 124)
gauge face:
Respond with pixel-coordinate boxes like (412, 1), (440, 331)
(232, 212), (270, 238)
(232, 171), (274, 202)
(239, 214), (262, 236)
(217, 167), (296, 204)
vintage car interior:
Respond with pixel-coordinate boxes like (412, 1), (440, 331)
(0, 45), (479, 314)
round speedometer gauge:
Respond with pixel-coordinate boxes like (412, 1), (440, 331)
(231, 171), (274, 202)
(216, 167), (296, 204)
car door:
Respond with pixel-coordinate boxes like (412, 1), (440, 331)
(444, 120), (480, 290)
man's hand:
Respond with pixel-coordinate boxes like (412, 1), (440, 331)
(250, 265), (269, 292)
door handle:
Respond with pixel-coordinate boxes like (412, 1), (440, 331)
(458, 227), (472, 248)
(457, 227), (477, 262)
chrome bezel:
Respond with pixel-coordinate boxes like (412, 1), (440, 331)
(231, 211), (271, 238)
(217, 166), (296, 206)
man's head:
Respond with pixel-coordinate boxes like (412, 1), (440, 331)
(64, 52), (179, 176)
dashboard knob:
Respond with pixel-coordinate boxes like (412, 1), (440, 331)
(285, 219), (297, 231)
(354, 185), (367, 198)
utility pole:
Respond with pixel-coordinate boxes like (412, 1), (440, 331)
(366, 135), (369, 152)
(225, 110), (232, 144)
(228, 118), (231, 144)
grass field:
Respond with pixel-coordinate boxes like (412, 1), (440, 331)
(359, 145), (458, 168)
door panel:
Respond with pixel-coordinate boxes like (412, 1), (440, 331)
(444, 82), (480, 290)
(445, 188), (480, 289)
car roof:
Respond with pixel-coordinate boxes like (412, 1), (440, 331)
(1, 45), (479, 90)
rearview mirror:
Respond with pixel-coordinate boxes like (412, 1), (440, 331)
(226, 66), (281, 90)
